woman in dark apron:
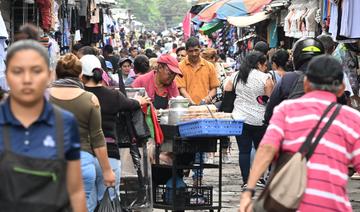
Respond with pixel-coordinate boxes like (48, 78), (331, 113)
(0, 40), (86, 212)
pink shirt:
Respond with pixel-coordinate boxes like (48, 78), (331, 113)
(261, 91), (360, 212)
(131, 71), (179, 101)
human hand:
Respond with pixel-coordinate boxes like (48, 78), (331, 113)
(239, 193), (253, 212)
(102, 169), (116, 187)
(135, 95), (151, 105)
(204, 95), (213, 104)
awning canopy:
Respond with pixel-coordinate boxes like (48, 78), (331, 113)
(227, 11), (270, 27)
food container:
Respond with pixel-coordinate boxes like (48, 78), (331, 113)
(168, 97), (190, 125)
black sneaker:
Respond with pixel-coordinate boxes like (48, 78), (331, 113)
(241, 183), (248, 192)
(256, 178), (266, 188)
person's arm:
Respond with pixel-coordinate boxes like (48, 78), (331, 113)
(264, 80), (283, 125)
(179, 88), (195, 104)
(264, 78), (274, 97)
(204, 88), (217, 104)
(239, 144), (277, 212)
(67, 160), (87, 212)
(205, 64), (221, 103)
(239, 103), (286, 212)
(89, 95), (115, 187)
(66, 118), (86, 212)
(351, 137), (360, 173)
(93, 147), (115, 187)
(117, 91), (141, 111)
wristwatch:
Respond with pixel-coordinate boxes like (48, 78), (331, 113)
(242, 187), (256, 197)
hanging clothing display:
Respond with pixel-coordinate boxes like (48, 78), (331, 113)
(328, 0), (360, 42)
(284, 1), (318, 38)
(36, 0), (52, 32)
(0, 12), (8, 38)
(90, 0), (100, 24)
(103, 13), (113, 35)
(0, 12), (8, 91)
(51, 0), (60, 31)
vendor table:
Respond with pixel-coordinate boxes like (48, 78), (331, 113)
(152, 124), (226, 212)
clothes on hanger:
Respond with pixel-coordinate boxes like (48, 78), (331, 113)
(36, 0), (52, 32)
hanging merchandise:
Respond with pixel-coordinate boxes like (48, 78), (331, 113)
(36, 0), (52, 32)
(74, 30), (81, 42)
(0, 12), (8, 91)
(268, 20), (278, 48)
(90, 0), (100, 24)
(48, 36), (61, 71)
(52, 0), (60, 31)
(284, 0), (318, 38)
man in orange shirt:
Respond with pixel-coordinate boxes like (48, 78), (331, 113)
(176, 37), (220, 105)
(175, 37), (220, 185)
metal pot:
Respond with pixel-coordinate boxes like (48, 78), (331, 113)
(169, 98), (190, 109)
(168, 98), (190, 125)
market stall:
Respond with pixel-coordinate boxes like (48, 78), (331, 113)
(153, 102), (244, 211)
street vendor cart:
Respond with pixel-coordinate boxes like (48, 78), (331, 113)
(152, 116), (243, 212)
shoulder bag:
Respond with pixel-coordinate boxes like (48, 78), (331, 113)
(253, 102), (342, 212)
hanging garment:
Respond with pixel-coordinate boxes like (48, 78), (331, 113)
(0, 38), (8, 91)
(51, 0), (60, 31)
(48, 37), (60, 71)
(79, 0), (88, 16)
(305, 8), (317, 37)
(36, 0), (52, 32)
(340, 0), (360, 38)
(0, 12), (8, 38)
(90, 0), (100, 24)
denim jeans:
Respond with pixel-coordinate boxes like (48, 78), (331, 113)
(91, 158), (121, 203)
(80, 151), (97, 212)
(192, 152), (205, 180)
(236, 124), (267, 184)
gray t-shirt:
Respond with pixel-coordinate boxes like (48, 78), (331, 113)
(232, 69), (270, 126)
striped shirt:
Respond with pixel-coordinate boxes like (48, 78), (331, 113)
(261, 91), (360, 212)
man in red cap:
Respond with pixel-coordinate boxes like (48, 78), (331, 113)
(131, 54), (182, 109)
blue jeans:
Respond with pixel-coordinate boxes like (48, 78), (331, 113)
(80, 151), (97, 212)
(91, 158), (121, 203)
(236, 124), (266, 184)
(192, 152), (205, 180)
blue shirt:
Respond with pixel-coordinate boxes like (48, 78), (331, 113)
(0, 99), (81, 160)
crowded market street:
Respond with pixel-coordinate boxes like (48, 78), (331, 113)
(1, 0), (360, 212)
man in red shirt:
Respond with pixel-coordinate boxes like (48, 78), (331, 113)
(132, 54), (182, 109)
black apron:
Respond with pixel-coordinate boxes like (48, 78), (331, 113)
(154, 93), (169, 110)
(0, 106), (71, 212)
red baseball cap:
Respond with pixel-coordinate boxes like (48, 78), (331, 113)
(157, 54), (183, 77)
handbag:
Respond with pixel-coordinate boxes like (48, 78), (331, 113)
(95, 187), (122, 212)
(131, 107), (151, 143)
(253, 102), (342, 212)
(219, 72), (239, 112)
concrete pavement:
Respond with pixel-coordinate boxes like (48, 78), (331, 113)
(154, 138), (360, 211)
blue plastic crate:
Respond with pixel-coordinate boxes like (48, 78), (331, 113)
(178, 119), (243, 138)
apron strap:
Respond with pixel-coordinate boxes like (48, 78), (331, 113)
(2, 125), (11, 151)
(53, 105), (65, 160)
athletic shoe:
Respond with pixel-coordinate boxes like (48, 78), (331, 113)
(256, 178), (266, 188)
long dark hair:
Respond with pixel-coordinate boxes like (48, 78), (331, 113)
(238, 51), (267, 84)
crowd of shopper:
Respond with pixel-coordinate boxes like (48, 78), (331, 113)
(1, 20), (360, 212)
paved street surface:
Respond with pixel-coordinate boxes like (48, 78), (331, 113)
(154, 138), (360, 211)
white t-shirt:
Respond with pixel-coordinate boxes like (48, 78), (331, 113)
(232, 69), (270, 126)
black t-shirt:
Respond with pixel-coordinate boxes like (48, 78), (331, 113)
(85, 86), (140, 159)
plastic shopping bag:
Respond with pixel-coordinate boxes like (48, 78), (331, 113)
(95, 187), (122, 212)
